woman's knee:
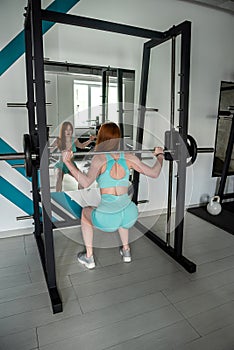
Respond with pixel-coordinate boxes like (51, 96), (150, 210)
(81, 207), (93, 225)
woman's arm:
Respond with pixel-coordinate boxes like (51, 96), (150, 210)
(75, 136), (96, 149)
(62, 150), (103, 188)
(127, 147), (164, 178)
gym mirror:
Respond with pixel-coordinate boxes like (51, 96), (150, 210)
(44, 61), (135, 192)
(212, 81), (234, 177)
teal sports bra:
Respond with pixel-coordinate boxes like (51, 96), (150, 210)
(96, 153), (130, 189)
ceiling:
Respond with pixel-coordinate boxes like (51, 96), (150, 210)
(178, 0), (234, 15)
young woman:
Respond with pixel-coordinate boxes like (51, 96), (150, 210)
(62, 122), (164, 269)
(53, 121), (96, 191)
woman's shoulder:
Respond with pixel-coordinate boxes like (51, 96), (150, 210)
(124, 153), (141, 168)
(92, 153), (106, 164)
(124, 153), (138, 161)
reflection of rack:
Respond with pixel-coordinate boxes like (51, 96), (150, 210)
(217, 111), (234, 201)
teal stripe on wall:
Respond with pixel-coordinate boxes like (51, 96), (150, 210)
(0, 0), (80, 76)
(0, 176), (34, 215)
(51, 192), (82, 219)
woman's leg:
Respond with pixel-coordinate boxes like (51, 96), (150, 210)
(55, 168), (64, 192)
(118, 227), (130, 251)
(81, 207), (94, 257)
(118, 227), (131, 262)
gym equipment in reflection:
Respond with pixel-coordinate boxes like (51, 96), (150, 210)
(188, 82), (234, 234)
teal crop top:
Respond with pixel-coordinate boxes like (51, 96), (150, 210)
(96, 153), (130, 189)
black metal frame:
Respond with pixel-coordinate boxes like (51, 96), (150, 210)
(101, 66), (125, 145)
(24, 0), (62, 314)
(217, 112), (234, 201)
(133, 21), (196, 273)
(24, 0), (195, 313)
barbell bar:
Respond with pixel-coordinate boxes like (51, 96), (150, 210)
(52, 149), (170, 157)
(0, 133), (215, 178)
(53, 148), (213, 158)
(0, 147), (213, 161)
(0, 148), (170, 160)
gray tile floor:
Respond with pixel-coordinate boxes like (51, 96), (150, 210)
(1, 212), (234, 349)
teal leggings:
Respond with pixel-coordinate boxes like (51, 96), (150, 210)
(91, 194), (138, 232)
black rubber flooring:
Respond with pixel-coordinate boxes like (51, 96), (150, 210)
(187, 201), (234, 235)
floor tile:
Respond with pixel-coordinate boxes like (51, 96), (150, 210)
(78, 271), (189, 313)
(0, 299), (82, 337)
(0, 328), (37, 350)
(107, 320), (199, 350)
(40, 305), (184, 350)
(37, 291), (169, 347)
(0, 214), (234, 350)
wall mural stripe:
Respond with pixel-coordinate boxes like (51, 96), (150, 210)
(0, 0), (80, 76)
(0, 176), (34, 215)
(0, 139), (82, 222)
(51, 192), (82, 219)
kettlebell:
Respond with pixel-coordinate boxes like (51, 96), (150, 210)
(207, 196), (222, 216)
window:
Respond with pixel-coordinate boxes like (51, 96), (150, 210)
(45, 62), (135, 139)
(74, 79), (120, 128)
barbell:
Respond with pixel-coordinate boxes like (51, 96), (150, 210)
(0, 133), (214, 177)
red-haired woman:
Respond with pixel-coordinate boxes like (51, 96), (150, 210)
(54, 121), (95, 191)
(62, 122), (164, 269)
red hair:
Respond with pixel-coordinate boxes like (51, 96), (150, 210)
(58, 121), (73, 150)
(95, 122), (121, 152)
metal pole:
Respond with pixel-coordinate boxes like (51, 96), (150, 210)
(117, 69), (124, 149)
(31, 0), (62, 313)
(166, 36), (176, 246)
(53, 148), (159, 157)
(41, 9), (165, 41)
(174, 22), (191, 258)
(24, 16), (42, 238)
(102, 70), (107, 123)
(0, 145), (213, 161)
(133, 42), (151, 204)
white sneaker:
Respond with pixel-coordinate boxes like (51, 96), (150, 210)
(77, 252), (96, 269)
(119, 247), (131, 263)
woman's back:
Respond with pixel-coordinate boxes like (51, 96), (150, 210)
(97, 153), (130, 196)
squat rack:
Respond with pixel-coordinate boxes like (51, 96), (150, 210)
(24, 0), (196, 313)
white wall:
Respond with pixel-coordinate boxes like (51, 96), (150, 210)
(0, 0), (233, 233)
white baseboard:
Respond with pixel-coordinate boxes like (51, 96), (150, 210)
(0, 203), (207, 239)
(0, 227), (33, 238)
